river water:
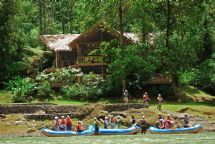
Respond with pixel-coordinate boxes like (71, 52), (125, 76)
(0, 132), (214, 144)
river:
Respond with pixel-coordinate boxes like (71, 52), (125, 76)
(0, 132), (214, 144)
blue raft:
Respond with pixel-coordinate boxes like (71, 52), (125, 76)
(41, 125), (95, 137)
(41, 125), (140, 137)
(148, 124), (203, 134)
(98, 125), (140, 135)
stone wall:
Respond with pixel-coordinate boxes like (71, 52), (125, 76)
(0, 104), (80, 114)
(0, 103), (148, 115)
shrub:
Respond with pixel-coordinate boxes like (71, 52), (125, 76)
(8, 76), (36, 102)
(62, 83), (87, 100)
(62, 73), (104, 100)
(36, 67), (82, 84)
(36, 81), (53, 100)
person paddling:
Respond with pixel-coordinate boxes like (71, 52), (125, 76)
(94, 117), (100, 135)
(137, 116), (149, 134)
(53, 116), (60, 131)
(116, 115), (122, 128)
(65, 115), (72, 131)
(60, 116), (66, 131)
(164, 114), (175, 129)
(110, 115), (117, 129)
(183, 113), (190, 128)
(75, 121), (85, 132)
(130, 115), (136, 126)
(104, 116), (109, 129)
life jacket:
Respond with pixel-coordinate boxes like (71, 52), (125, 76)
(54, 119), (60, 126)
(66, 117), (72, 126)
(76, 124), (84, 131)
(60, 119), (66, 125)
(131, 118), (136, 124)
(111, 117), (117, 123)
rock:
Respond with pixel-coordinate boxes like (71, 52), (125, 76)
(15, 120), (24, 125)
(110, 112), (127, 118)
(0, 114), (6, 119)
(27, 128), (36, 133)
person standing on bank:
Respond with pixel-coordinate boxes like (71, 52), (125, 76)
(124, 90), (129, 103)
(143, 92), (150, 105)
(157, 94), (163, 110)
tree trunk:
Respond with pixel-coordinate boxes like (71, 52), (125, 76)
(171, 74), (181, 101)
(166, 0), (171, 48)
(119, 0), (124, 49)
(43, 3), (46, 34)
(118, 0), (126, 95)
(39, 0), (43, 35)
(62, 21), (65, 34)
(69, 1), (73, 33)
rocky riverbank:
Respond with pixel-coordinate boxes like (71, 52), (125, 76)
(0, 103), (214, 136)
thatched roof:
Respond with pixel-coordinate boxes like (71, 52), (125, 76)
(41, 22), (156, 52)
(69, 21), (141, 47)
(41, 34), (80, 51)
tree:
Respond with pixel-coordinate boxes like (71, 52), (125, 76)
(0, 0), (20, 83)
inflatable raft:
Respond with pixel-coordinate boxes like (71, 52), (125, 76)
(41, 125), (140, 137)
(41, 125), (94, 137)
(148, 124), (203, 134)
(98, 125), (140, 135)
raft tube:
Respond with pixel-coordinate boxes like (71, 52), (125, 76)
(41, 125), (140, 137)
(148, 124), (203, 134)
(98, 125), (140, 135)
(41, 125), (94, 137)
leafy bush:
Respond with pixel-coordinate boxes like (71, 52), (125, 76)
(62, 83), (103, 100)
(36, 81), (53, 100)
(8, 76), (36, 102)
(36, 68), (82, 84)
(62, 73), (104, 100)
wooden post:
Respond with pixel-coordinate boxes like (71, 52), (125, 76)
(76, 42), (81, 56)
(55, 51), (58, 68)
(56, 51), (61, 68)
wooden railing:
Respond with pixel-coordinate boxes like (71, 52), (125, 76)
(76, 55), (105, 65)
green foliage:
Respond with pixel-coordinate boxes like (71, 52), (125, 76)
(100, 40), (159, 94)
(179, 69), (199, 86)
(8, 76), (35, 102)
(36, 81), (53, 100)
(62, 73), (104, 100)
(36, 68), (81, 84)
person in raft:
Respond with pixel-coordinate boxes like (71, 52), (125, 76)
(123, 90), (129, 103)
(59, 115), (66, 131)
(53, 116), (60, 131)
(157, 94), (163, 110)
(94, 117), (100, 135)
(130, 115), (136, 126)
(104, 116), (109, 129)
(110, 115), (117, 129)
(137, 116), (149, 134)
(155, 113), (164, 129)
(116, 115), (122, 128)
(183, 113), (190, 128)
(164, 114), (175, 129)
(65, 115), (72, 131)
(143, 92), (150, 105)
(75, 121), (85, 132)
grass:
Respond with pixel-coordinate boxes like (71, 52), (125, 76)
(50, 99), (86, 105)
(0, 90), (12, 104)
(182, 86), (215, 102)
(0, 132), (214, 144)
(149, 102), (215, 120)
